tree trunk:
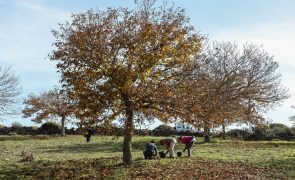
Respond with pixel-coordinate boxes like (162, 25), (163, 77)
(222, 124), (226, 140)
(123, 108), (134, 165)
(122, 94), (134, 166)
(204, 127), (211, 143)
(61, 115), (66, 136)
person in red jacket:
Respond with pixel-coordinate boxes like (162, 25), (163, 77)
(178, 136), (196, 157)
(160, 137), (177, 158)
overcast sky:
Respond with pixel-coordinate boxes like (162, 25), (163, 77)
(0, 0), (294, 128)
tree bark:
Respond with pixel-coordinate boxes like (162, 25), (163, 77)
(122, 94), (134, 165)
(204, 127), (211, 143)
(203, 120), (211, 142)
(61, 115), (66, 136)
(123, 108), (134, 165)
(222, 123), (226, 140)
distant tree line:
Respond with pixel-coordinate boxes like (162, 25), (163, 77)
(1, 122), (293, 141)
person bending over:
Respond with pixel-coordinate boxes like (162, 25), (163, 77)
(143, 140), (158, 160)
(178, 136), (196, 157)
(160, 137), (177, 158)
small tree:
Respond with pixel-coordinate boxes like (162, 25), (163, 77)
(0, 66), (22, 118)
(22, 88), (76, 136)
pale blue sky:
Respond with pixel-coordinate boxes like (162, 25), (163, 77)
(1, 0), (295, 128)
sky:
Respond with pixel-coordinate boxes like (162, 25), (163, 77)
(0, 0), (295, 128)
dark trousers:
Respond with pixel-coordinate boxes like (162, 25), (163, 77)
(184, 141), (195, 157)
(143, 151), (154, 160)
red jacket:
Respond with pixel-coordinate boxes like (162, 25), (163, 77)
(179, 136), (194, 144)
(161, 138), (173, 148)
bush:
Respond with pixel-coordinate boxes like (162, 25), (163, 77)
(245, 123), (295, 141)
(152, 125), (177, 136)
(269, 123), (289, 129)
(267, 123), (294, 140)
(40, 122), (61, 135)
(11, 122), (22, 133)
(245, 127), (267, 141)
(226, 129), (250, 139)
(11, 122), (22, 128)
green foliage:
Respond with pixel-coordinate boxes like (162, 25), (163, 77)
(152, 124), (177, 136)
(226, 129), (250, 139)
(11, 122), (22, 133)
(40, 122), (61, 135)
(11, 122), (22, 128)
(269, 123), (289, 129)
(246, 123), (294, 141)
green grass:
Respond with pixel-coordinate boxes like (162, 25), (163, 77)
(0, 135), (294, 179)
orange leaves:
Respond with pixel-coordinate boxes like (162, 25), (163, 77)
(22, 88), (76, 124)
(49, 1), (204, 127)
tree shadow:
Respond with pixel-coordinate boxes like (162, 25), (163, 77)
(266, 157), (295, 178)
(38, 141), (123, 153)
(37, 140), (148, 154)
(0, 157), (123, 179)
(0, 135), (31, 141)
(0, 135), (61, 142)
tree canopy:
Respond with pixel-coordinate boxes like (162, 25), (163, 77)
(49, 0), (288, 164)
(0, 66), (22, 119)
(180, 42), (288, 142)
(50, 0), (203, 164)
(22, 87), (76, 136)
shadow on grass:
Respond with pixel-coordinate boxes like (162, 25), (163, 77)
(0, 157), (124, 179)
(266, 157), (295, 178)
(36, 140), (148, 154)
(0, 135), (34, 141)
(0, 156), (290, 179)
(0, 135), (62, 142)
(39, 141), (123, 153)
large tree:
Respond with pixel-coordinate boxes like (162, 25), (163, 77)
(0, 66), (22, 118)
(50, 0), (203, 165)
(22, 88), (76, 136)
(181, 42), (288, 142)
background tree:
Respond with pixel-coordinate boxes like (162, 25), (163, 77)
(290, 106), (295, 127)
(22, 88), (76, 136)
(50, 0), (203, 165)
(0, 66), (22, 118)
(181, 42), (288, 142)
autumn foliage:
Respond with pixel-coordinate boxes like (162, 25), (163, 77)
(50, 0), (203, 165)
(49, 0), (288, 164)
(22, 88), (76, 136)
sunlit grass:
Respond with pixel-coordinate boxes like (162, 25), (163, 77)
(0, 135), (294, 179)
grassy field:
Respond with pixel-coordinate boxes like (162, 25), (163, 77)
(0, 135), (294, 179)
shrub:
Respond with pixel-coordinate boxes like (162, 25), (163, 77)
(40, 122), (61, 135)
(245, 127), (267, 141)
(152, 125), (177, 136)
(226, 129), (250, 139)
(269, 123), (289, 129)
(245, 123), (295, 141)
(11, 122), (22, 133)
(267, 123), (294, 140)
(11, 122), (22, 128)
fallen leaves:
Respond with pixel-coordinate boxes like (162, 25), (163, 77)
(0, 156), (286, 179)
